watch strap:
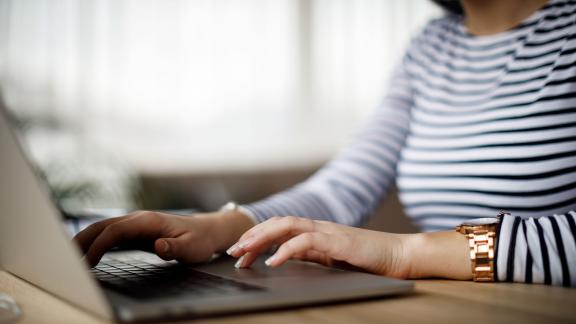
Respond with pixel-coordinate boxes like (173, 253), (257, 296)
(456, 213), (505, 282)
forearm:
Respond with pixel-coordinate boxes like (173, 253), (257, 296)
(404, 231), (472, 280)
(242, 186), (371, 226)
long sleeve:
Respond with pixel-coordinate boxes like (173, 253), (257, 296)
(239, 1), (576, 287)
(496, 211), (576, 287)
(241, 64), (414, 226)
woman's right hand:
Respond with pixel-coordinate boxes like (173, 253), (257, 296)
(73, 210), (255, 267)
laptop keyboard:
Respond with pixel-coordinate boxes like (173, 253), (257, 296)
(91, 253), (265, 300)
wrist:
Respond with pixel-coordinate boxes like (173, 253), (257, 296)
(203, 210), (256, 253)
(404, 231), (472, 280)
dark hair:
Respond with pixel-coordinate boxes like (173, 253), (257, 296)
(431, 0), (464, 15)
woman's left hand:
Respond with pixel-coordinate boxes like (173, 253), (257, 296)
(226, 216), (413, 279)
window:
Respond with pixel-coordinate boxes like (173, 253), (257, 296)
(0, 0), (439, 172)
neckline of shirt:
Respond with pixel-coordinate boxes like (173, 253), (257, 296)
(452, 0), (560, 44)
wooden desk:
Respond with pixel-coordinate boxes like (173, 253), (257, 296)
(1, 270), (575, 324)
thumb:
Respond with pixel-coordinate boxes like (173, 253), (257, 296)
(154, 236), (188, 261)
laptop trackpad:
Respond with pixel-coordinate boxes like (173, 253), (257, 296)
(194, 254), (370, 289)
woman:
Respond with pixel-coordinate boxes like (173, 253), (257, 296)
(75, 0), (576, 286)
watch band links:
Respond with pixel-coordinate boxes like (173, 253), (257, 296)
(464, 226), (497, 282)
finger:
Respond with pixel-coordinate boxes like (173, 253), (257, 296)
(73, 215), (130, 253)
(229, 232), (293, 268)
(85, 216), (164, 267)
(233, 251), (259, 269)
(300, 250), (333, 267)
(155, 235), (188, 261)
(291, 250), (326, 263)
(228, 216), (320, 257)
(230, 216), (283, 250)
(154, 233), (211, 264)
(265, 232), (348, 268)
(291, 252), (307, 260)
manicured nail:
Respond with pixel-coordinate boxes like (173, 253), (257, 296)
(226, 243), (239, 255)
(234, 255), (245, 269)
(264, 255), (276, 267)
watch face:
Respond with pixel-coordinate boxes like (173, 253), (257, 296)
(461, 217), (499, 226)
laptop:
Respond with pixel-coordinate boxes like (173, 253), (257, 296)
(0, 99), (413, 322)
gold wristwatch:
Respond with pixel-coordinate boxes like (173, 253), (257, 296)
(455, 213), (504, 282)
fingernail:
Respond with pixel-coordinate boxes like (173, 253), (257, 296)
(234, 255), (245, 269)
(226, 243), (238, 255)
(264, 255), (276, 267)
(228, 238), (254, 255)
(159, 240), (169, 253)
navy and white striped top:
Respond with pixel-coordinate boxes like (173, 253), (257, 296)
(242, 0), (576, 286)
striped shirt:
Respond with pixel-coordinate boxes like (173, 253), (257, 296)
(242, 0), (576, 286)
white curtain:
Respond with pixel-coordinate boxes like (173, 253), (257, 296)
(0, 0), (440, 174)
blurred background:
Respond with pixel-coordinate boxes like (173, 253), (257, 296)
(0, 0), (440, 232)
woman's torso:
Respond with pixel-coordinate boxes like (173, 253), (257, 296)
(396, 0), (576, 231)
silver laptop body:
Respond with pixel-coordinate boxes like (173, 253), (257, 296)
(0, 101), (413, 322)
